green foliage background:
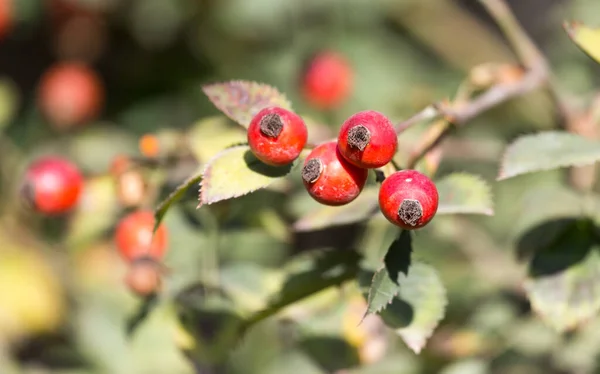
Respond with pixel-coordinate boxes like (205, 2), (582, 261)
(2, 0), (600, 373)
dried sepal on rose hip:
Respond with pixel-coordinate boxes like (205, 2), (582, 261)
(21, 156), (84, 215)
(337, 110), (398, 169)
(247, 106), (308, 166)
(378, 169), (438, 230)
(114, 210), (168, 263)
(302, 140), (368, 206)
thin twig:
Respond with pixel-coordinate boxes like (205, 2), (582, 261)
(394, 105), (440, 134)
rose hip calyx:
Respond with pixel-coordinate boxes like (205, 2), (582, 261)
(259, 113), (284, 138)
(398, 199), (423, 227)
(302, 158), (323, 184)
(347, 124), (371, 151)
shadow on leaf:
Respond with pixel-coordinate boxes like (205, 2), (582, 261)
(299, 336), (361, 372)
(517, 218), (596, 278)
(379, 297), (415, 329)
(243, 150), (293, 177)
(384, 230), (412, 284)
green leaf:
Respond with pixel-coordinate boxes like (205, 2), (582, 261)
(564, 21), (600, 65)
(522, 219), (600, 332)
(293, 187), (379, 232)
(202, 81), (293, 128)
(436, 173), (494, 216)
(153, 166), (203, 232)
(245, 249), (361, 327)
(186, 116), (247, 163)
(378, 262), (447, 354)
(362, 268), (400, 315)
(498, 131), (600, 180)
(199, 145), (294, 206)
(359, 230), (413, 316)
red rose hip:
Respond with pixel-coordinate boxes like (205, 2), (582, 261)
(302, 141), (368, 206)
(21, 156), (84, 215)
(378, 170), (438, 230)
(38, 61), (104, 130)
(302, 51), (353, 109)
(338, 110), (398, 169)
(247, 106), (308, 166)
(114, 210), (168, 263)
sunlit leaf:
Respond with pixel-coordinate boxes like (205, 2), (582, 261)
(361, 268), (400, 315)
(436, 173), (493, 215)
(523, 219), (600, 332)
(498, 131), (600, 180)
(186, 116), (247, 163)
(202, 81), (293, 128)
(564, 21), (600, 65)
(379, 262), (447, 354)
(199, 145), (294, 206)
(154, 166), (203, 232)
(293, 187), (379, 232)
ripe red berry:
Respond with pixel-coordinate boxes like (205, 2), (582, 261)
(302, 141), (368, 206)
(38, 61), (104, 130)
(114, 210), (168, 263)
(337, 110), (398, 169)
(302, 51), (353, 109)
(21, 156), (84, 215)
(247, 106), (308, 166)
(378, 170), (439, 230)
(0, 0), (12, 40)
(124, 259), (163, 297)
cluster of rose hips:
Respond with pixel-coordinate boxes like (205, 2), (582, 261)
(20, 156), (169, 297)
(247, 107), (439, 230)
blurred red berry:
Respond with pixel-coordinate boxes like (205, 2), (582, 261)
(337, 110), (398, 169)
(0, 0), (12, 40)
(124, 259), (163, 297)
(302, 141), (368, 206)
(247, 106), (308, 166)
(378, 170), (439, 230)
(302, 51), (353, 110)
(21, 156), (84, 215)
(38, 61), (104, 130)
(114, 210), (168, 263)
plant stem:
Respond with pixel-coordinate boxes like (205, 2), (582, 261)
(394, 105), (439, 134)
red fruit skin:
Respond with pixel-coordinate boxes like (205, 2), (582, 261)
(302, 51), (353, 109)
(247, 106), (308, 166)
(114, 210), (168, 263)
(338, 110), (398, 169)
(0, 0), (12, 40)
(378, 170), (439, 230)
(38, 61), (104, 129)
(22, 156), (83, 215)
(302, 141), (368, 206)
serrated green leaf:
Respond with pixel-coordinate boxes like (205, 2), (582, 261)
(153, 166), (203, 232)
(523, 219), (600, 332)
(199, 145), (294, 206)
(379, 262), (447, 354)
(362, 268), (400, 315)
(202, 81), (293, 128)
(564, 22), (600, 65)
(436, 173), (494, 215)
(186, 116), (247, 163)
(293, 187), (379, 232)
(498, 131), (600, 180)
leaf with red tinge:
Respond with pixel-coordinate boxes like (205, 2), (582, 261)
(497, 131), (600, 181)
(202, 81), (294, 128)
(564, 21), (600, 65)
(199, 145), (295, 206)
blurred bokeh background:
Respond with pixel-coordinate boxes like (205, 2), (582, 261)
(1, 0), (600, 373)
